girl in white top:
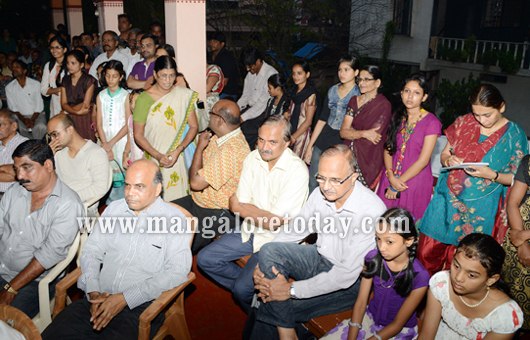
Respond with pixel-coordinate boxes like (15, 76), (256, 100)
(96, 60), (129, 202)
(420, 233), (523, 340)
(41, 35), (67, 117)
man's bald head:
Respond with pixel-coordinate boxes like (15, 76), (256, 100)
(124, 159), (163, 213)
(215, 100), (241, 127)
(48, 113), (75, 130)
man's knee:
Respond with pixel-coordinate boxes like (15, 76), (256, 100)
(197, 247), (218, 271)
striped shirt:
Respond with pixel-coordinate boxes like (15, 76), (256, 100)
(0, 133), (28, 193)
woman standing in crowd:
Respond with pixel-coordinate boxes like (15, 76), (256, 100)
(420, 233), (523, 339)
(288, 60), (317, 160)
(340, 65), (392, 190)
(377, 74), (441, 220)
(60, 49), (97, 141)
(133, 55), (198, 201)
(502, 154), (530, 331)
(418, 84), (528, 275)
(304, 56), (360, 192)
(96, 60), (129, 202)
(241, 73), (290, 149)
(41, 35), (67, 118)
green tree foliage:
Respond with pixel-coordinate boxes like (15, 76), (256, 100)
(436, 74), (481, 129)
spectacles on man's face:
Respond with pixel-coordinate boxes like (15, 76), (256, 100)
(315, 172), (355, 186)
(356, 77), (375, 83)
(208, 110), (225, 122)
(46, 127), (66, 143)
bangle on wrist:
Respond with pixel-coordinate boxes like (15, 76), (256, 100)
(348, 319), (362, 329)
(492, 171), (499, 182)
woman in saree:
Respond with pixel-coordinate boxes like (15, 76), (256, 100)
(340, 65), (392, 189)
(418, 84), (528, 276)
(133, 55), (198, 201)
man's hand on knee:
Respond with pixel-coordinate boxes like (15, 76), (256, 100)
(255, 265), (291, 303)
(91, 293), (127, 331)
(0, 289), (16, 305)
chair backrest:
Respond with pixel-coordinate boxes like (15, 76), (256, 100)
(0, 305), (41, 339)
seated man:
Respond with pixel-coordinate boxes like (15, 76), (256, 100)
(0, 140), (83, 317)
(198, 115), (308, 311)
(0, 109), (28, 200)
(5, 60), (46, 140)
(250, 144), (387, 339)
(42, 159), (193, 339)
(47, 113), (111, 215)
(173, 99), (250, 254)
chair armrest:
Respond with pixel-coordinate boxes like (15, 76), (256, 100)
(52, 267), (82, 318)
(138, 272), (196, 325)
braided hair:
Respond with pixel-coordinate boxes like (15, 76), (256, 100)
(362, 208), (419, 297)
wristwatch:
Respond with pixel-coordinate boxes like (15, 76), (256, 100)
(3, 283), (18, 295)
(289, 285), (296, 299)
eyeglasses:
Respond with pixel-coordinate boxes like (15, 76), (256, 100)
(208, 111), (225, 122)
(356, 77), (375, 83)
(46, 127), (66, 142)
(315, 172), (355, 186)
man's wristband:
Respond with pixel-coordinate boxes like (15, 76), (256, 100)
(3, 283), (18, 295)
(289, 285), (296, 299)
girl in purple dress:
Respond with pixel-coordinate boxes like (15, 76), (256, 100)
(322, 208), (429, 340)
(377, 74), (441, 220)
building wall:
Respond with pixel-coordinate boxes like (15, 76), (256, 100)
(349, 0), (434, 67)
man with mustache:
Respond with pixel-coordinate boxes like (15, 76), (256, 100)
(198, 115), (308, 312)
(0, 139), (83, 317)
(250, 144), (386, 339)
(89, 30), (130, 80)
(126, 33), (159, 90)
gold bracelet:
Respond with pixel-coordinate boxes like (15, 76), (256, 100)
(3, 283), (18, 295)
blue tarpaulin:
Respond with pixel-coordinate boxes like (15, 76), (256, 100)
(293, 42), (326, 60)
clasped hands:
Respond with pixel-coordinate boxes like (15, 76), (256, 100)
(253, 265), (291, 303)
(88, 291), (127, 331)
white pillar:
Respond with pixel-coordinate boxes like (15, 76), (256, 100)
(164, 0), (206, 100)
(95, 0), (123, 35)
(66, 0), (84, 37)
(50, 0), (64, 29)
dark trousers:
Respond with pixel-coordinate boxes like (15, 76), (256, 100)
(172, 195), (236, 254)
(249, 242), (361, 340)
(0, 276), (54, 318)
(42, 298), (163, 340)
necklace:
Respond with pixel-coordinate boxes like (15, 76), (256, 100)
(458, 287), (490, 308)
(379, 260), (407, 289)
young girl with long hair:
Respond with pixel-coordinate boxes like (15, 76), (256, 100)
(288, 60), (317, 160)
(376, 74), (441, 220)
(41, 35), (68, 117)
(60, 49), (97, 141)
(96, 60), (129, 202)
(420, 233), (523, 339)
(305, 56), (360, 191)
(322, 208), (429, 340)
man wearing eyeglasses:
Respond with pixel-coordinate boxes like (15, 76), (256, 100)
(250, 144), (386, 339)
(47, 113), (110, 215)
(198, 115), (308, 312)
(172, 100), (250, 254)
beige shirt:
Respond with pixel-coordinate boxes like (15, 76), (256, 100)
(237, 148), (309, 252)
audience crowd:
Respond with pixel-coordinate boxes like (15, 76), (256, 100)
(0, 18), (528, 340)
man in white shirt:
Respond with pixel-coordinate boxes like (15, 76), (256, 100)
(250, 144), (387, 339)
(237, 47), (278, 123)
(198, 115), (308, 311)
(123, 28), (142, 74)
(89, 31), (130, 81)
(0, 109), (27, 199)
(47, 113), (111, 215)
(5, 60), (46, 139)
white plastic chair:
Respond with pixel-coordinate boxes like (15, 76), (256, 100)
(32, 231), (80, 332)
